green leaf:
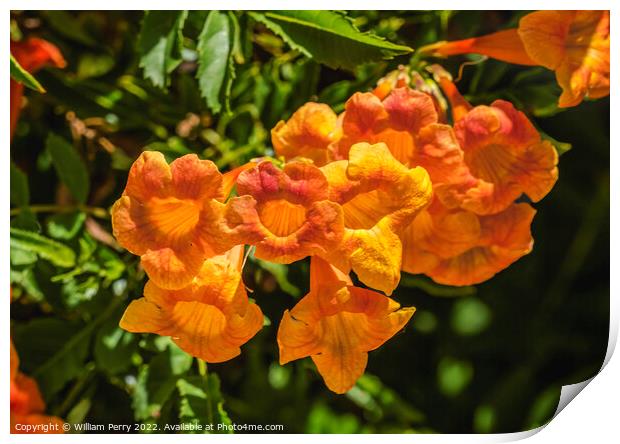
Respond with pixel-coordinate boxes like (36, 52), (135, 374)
(138, 11), (188, 89)
(46, 133), (90, 203)
(541, 130), (572, 156)
(47, 212), (86, 240)
(196, 11), (233, 113)
(133, 341), (192, 421)
(10, 227), (76, 268)
(250, 11), (412, 70)
(10, 54), (45, 92)
(177, 374), (232, 432)
(12, 318), (91, 400)
(94, 307), (138, 375)
(10, 161), (30, 207)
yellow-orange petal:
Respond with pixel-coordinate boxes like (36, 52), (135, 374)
(518, 10), (573, 70)
(454, 100), (557, 215)
(140, 245), (206, 290)
(426, 203), (535, 286)
(519, 10), (610, 107)
(271, 102), (341, 166)
(277, 257), (414, 394)
(226, 161), (344, 263)
(119, 248), (263, 363)
(321, 142), (432, 294)
(112, 152), (234, 288)
(170, 154), (224, 201)
(338, 89), (438, 165)
(119, 298), (171, 334)
(401, 200), (482, 275)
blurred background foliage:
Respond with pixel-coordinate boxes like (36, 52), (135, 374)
(9, 10), (609, 433)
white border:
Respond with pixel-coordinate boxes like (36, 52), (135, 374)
(3, 2), (616, 443)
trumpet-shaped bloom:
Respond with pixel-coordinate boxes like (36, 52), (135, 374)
(221, 160), (344, 263)
(321, 142), (432, 295)
(112, 152), (234, 290)
(271, 102), (341, 166)
(337, 88), (438, 165)
(518, 10), (610, 107)
(451, 100), (558, 215)
(337, 87), (473, 208)
(423, 10), (610, 107)
(120, 246), (263, 363)
(278, 256), (415, 393)
(403, 203), (535, 286)
(11, 341), (64, 434)
(10, 38), (66, 140)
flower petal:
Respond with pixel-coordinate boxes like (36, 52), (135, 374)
(426, 203), (535, 285)
(278, 257), (415, 394)
(421, 28), (536, 66)
(228, 161), (344, 263)
(272, 102), (340, 166)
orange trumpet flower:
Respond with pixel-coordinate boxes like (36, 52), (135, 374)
(320, 142), (432, 295)
(422, 10), (610, 107)
(278, 256), (415, 393)
(111, 152), (235, 290)
(120, 245), (263, 363)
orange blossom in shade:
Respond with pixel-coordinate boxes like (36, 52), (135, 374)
(518, 10), (610, 108)
(11, 342), (64, 434)
(10, 37), (66, 140)
(402, 202), (536, 286)
(421, 10), (610, 108)
(111, 151), (235, 290)
(277, 256), (415, 394)
(120, 245), (263, 363)
(220, 160), (345, 264)
(271, 102), (342, 166)
(449, 98), (558, 216)
(320, 142), (432, 295)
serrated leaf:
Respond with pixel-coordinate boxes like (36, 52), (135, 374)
(138, 11), (188, 89)
(196, 11), (232, 113)
(10, 227), (76, 268)
(250, 11), (412, 70)
(46, 133), (89, 203)
(10, 54), (45, 92)
(10, 161), (30, 207)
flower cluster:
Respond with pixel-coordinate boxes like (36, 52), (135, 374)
(11, 341), (64, 433)
(421, 10), (610, 108)
(112, 69), (558, 392)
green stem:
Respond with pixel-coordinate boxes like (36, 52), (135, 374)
(196, 359), (214, 425)
(53, 362), (96, 417)
(10, 204), (109, 219)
